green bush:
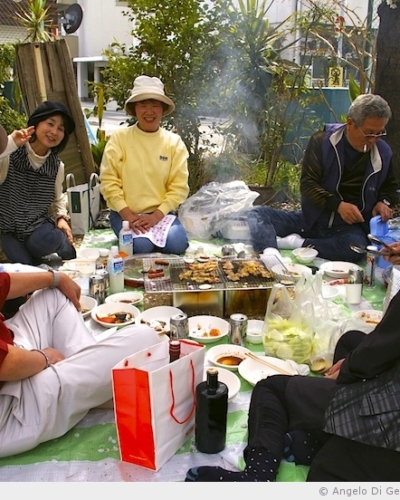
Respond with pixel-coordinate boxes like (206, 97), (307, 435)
(0, 96), (26, 133)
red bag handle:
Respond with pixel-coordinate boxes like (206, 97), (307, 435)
(169, 359), (196, 424)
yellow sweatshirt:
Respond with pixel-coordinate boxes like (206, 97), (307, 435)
(100, 124), (189, 215)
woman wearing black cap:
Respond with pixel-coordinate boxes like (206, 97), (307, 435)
(0, 101), (77, 265)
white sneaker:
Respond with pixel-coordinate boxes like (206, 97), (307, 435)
(277, 233), (305, 250)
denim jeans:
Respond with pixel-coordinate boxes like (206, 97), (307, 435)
(1, 222), (76, 265)
(246, 206), (368, 263)
(110, 210), (189, 255)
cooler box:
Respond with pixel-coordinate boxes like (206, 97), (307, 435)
(370, 215), (395, 268)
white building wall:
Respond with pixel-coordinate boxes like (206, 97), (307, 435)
(73, 0), (133, 57)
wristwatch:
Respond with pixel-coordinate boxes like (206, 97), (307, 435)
(48, 269), (60, 288)
(381, 199), (391, 207)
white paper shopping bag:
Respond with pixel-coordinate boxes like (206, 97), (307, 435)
(112, 339), (205, 471)
(66, 173), (101, 235)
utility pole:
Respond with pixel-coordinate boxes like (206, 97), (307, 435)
(364, 0), (375, 85)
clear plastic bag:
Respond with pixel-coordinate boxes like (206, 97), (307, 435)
(178, 181), (259, 239)
(262, 284), (314, 364)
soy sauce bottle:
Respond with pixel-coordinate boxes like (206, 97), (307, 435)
(195, 368), (228, 454)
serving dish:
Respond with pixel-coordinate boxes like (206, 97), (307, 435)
(238, 355), (296, 386)
(105, 291), (143, 306)
(320, 261), (362, 279)
(292, 247), (318, 264)
(76, 248), (100, 260)
(91, 302), (140, 328)
(80, 295), (97, 319)
(352, 309), (383, 327)
(136, 306), (183, 335)
(271, 262), (312, 282)
(124, 253), (180, 285)
(188, 315), (230, 344)
(203, 367), (241, 401)
(207, 344), (251, 371)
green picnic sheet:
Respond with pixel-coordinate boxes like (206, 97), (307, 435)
(0, 230), (388, 482)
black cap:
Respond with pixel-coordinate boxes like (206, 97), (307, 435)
(0, 125), (7, 155)
(28, 101), (75, 135)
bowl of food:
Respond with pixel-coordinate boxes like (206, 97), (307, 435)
(271, 262), (312, 282)
(79, 295), (97, 319)
(105, 291), (143, 306)
(292, 247), (318, 265)
(136, 306), (183, 335)
(188, 315), (230, 344)
(91, 302), (140, 328)
(353, 310), (383, 327)
(206, 344), (251, 371)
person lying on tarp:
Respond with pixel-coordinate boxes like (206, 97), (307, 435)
(0, 106), (77, 265)
(186, 286), (400, 481)
(0, 268), (161, 458)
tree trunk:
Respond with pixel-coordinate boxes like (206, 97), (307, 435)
(375, 1), (400, 181)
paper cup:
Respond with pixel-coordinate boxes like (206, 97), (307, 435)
(346, 283), (362, 305)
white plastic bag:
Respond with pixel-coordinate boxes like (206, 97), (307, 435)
(178, 181), (258, 239)
(262, 284), (314, 364)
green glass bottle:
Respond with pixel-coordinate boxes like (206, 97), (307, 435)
(195, 368), (228, 454)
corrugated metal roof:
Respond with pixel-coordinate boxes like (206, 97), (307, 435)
(0, 0), (58, 28)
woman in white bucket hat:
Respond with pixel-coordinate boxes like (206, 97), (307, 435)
(100, 75), (190, 254)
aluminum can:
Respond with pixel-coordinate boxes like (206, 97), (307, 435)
(89, 274), (105, 304)
(348, 267), (364, 285)
(96, 268), (110, 296)
(170, 312), (189, 340)
(229, 313), (248, 346)
(364, 245), (377, 287)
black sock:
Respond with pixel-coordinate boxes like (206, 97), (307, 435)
(185, 447), (279, 482)
(283, 430), (322, 465)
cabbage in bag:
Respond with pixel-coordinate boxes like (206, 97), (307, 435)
(262, 284), (314, 364)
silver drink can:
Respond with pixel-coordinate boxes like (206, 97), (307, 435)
(229, 313), (248, 346)
(89, 274), (105, 304)
(348, 267), (364, 285)
(96, 268), (110, 296)
(170, 312), (189, 340)
(364, 245), (377, 287)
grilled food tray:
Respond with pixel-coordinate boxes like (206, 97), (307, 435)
(144, 257), (278, 292)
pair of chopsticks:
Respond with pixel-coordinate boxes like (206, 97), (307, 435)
(245, 352), (293, 375)
(298, 244), (315, 255)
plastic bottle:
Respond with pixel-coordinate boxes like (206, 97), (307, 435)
(119, 220), (134, 257)
(195, 368), (228, 454)
(96, 248), (109, 270)
(107, 245), (124, 294)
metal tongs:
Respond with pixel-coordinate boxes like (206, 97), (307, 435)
(367, 234), (394, 257)
(260, 253), (294, 283)
(350, 235), (394, 257)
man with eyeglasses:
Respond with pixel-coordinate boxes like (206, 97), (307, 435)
(247, 94), (399, 262)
